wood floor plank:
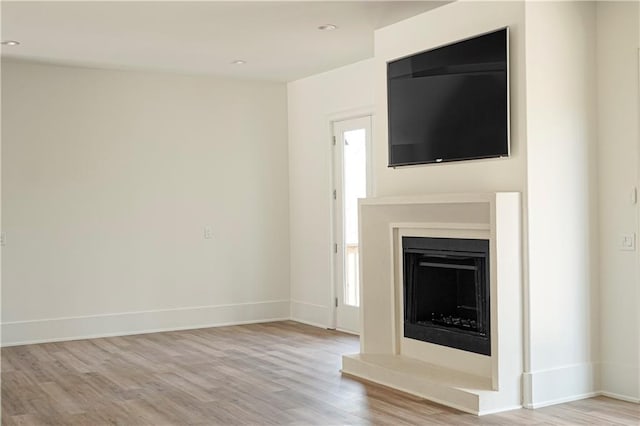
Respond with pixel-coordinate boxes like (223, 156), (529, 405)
(2, 321), (639, 425)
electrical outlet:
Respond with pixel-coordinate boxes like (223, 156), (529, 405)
(620, 233), (636, 251)
(0, 232), (5, 246)
(204, 226), (213, 240)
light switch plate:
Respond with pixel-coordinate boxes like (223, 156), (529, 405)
(204, 226), (213, 239)
(620, 233), (636, 251)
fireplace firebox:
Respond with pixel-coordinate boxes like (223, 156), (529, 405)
(403, 237), (490, 356)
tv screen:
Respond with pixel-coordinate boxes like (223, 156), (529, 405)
(387, 28), (509, 167)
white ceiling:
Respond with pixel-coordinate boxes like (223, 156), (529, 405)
(1, 1), (447, 82)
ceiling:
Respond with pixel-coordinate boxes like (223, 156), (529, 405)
(1, 1), (447, 82)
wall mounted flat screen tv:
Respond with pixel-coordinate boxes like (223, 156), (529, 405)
(387, 28), (510, 167)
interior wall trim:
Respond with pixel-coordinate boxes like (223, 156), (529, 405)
(1, 300), (290, 347)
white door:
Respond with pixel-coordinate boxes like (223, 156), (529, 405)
(333, 116), (372, 333)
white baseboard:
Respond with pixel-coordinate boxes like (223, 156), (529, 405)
(524, 389), (640, 408)
(523, 391), (600, 409)
(600, 391), (640, 404)
(600, 362), (640, 402)
(523, 363), (598, 408)
(1, 300), (290, 347)
(290, 299), (331, 329)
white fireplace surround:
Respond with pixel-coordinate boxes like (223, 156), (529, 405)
(341, 192), (523, 415)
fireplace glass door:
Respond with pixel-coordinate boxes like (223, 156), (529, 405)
(403, 237), (490, 355)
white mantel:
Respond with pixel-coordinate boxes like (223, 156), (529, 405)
(341, 192), (523, 415)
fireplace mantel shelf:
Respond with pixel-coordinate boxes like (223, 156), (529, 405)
(358, 192), (504, 206)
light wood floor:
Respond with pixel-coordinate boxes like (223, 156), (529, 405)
(2, 321), (638, 425)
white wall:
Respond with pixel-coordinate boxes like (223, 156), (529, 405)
(524, 1), (599, 407)
(287, 59), (374, 328)
(1, 60), (290, 345)
(373, 1), (527, 197)
(597, 1), (640, 401)
(0, 61), (3, 349)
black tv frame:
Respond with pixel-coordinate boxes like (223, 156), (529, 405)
(387, 27), (511, 168)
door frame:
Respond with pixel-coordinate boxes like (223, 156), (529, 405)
(329, 110), (374, 333)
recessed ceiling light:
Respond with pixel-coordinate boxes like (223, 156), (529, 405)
(1, 40), (20, 46)
(231, 60), (246, 65)
(318, 24), (338, 31)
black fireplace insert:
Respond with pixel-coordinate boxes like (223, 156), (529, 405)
(403, 237), (490, 356)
